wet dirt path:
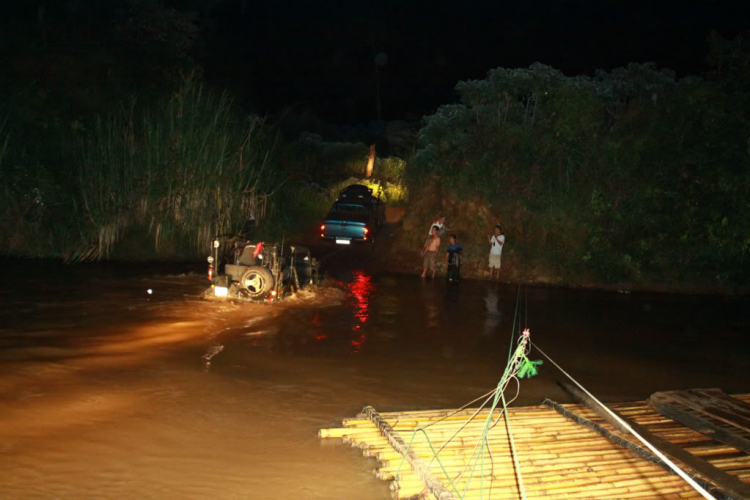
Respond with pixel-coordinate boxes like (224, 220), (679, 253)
(0, 257), (748, 499)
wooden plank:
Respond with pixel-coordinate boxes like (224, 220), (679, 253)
(560, 381), (750, 500)
(690, 389), (750, 429)
(653, 389), (750, 435)
(649, 397), (750, 456)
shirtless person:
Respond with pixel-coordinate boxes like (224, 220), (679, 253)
(421, 225), (441, 278)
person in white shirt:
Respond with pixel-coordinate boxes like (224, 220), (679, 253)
(427, 216), (446, 237)
(488, 224), (505, 281)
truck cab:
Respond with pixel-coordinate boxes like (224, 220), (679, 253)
(320, 201), (376, 245)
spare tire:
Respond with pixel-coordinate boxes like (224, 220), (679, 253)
(239, 266), (275, 299)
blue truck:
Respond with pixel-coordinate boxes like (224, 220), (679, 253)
(320, 184), (386, 245)
(320, 200), (376, 245)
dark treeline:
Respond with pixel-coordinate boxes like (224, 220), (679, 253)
(0, 1), (388, 261)
(410, 34), (750, 286)
(1, 1), (748, 288)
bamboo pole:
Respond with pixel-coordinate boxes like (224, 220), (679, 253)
(377, 457), (666, 480)
(339, 420), (604, 436)
(365, 438), (747, 460)
(322, 393), (750, 500)
(356, 394), (750, 425)
(382, 461), (670, 484)
(393, 471), (699, 498)
(362, 405), (457, 500)
(344, 431), (720, 457)
(335, 413), (704, 436)
(351, 431), (593, 448)
(392, 465), (683, 488)
(392, 474), (698, 500)
(383, 445), (655, 464)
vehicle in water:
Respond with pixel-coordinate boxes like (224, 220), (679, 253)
(320, 200), (380, 245)
(337, 184), (386, 224)
(207, 235), (319, 300)
(320, 185), (386, 245)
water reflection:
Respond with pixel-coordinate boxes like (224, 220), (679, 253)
(346, 272), (373, 352)
(2, 262), (749, 500)
(482, 286), (503, 336)
(312, 312), (327, 342)
(419, 280), (442, 330)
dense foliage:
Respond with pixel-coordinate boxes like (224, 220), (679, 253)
(0, 2), (385, 260)
(410, 37), (750, 285)
(1, 81), (282, 261)
(1, 4), (747, 289)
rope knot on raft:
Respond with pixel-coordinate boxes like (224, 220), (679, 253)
(515, 328), (542, 378)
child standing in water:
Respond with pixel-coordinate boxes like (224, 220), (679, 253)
(445, 234), (463, 282)
(421, 225), (441, 278)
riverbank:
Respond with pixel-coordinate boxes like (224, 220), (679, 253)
(362, 207), (750, 296)
(379, 177), (750, 295)
(372, 234), (749, 296)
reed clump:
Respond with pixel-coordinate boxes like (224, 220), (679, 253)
(71, 80), (284, 261)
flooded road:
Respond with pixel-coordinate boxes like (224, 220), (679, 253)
(0, 256), (748, 499)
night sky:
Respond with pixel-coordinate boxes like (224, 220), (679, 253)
(2, 0), (749, 122)
(205, 0), (748, 121)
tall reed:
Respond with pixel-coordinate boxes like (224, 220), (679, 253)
(71, 79), (279, 262)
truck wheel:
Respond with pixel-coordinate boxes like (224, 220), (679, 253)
(239, 266), (275, 299)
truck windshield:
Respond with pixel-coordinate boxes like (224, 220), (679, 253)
(332, 203), (369, 213)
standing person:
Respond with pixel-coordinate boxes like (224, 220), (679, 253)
(423, 215), (447, 250)
(427, 215), (447, 237)
(444, 234), (463, 282)
(488, 224), (505, 281)
(421, 225), (441, 278)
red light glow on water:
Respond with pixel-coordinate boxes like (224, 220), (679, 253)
(347, 272), (372, 326)
(350, 333), (366, 352)
(347, 272), (373, 352)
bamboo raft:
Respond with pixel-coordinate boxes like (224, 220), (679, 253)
(319, 393), (750, 500)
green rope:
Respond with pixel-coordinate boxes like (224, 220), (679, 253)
(393, 340), (529, 498)
(393, 284), (540, 500)
(395, 428), (464, 496)
(501, 389), (527, 500)
(507, 282), (523, 363)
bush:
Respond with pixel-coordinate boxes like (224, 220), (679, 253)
(0, 80), (287, 261)
(408, 57), (750, 285)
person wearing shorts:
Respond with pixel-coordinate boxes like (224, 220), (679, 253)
(421, 225), (441, 278)
(488, 225), (505, 281)
(445, 235), (463, 282)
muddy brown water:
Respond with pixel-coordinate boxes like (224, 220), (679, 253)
(0, 255), (748, 499)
